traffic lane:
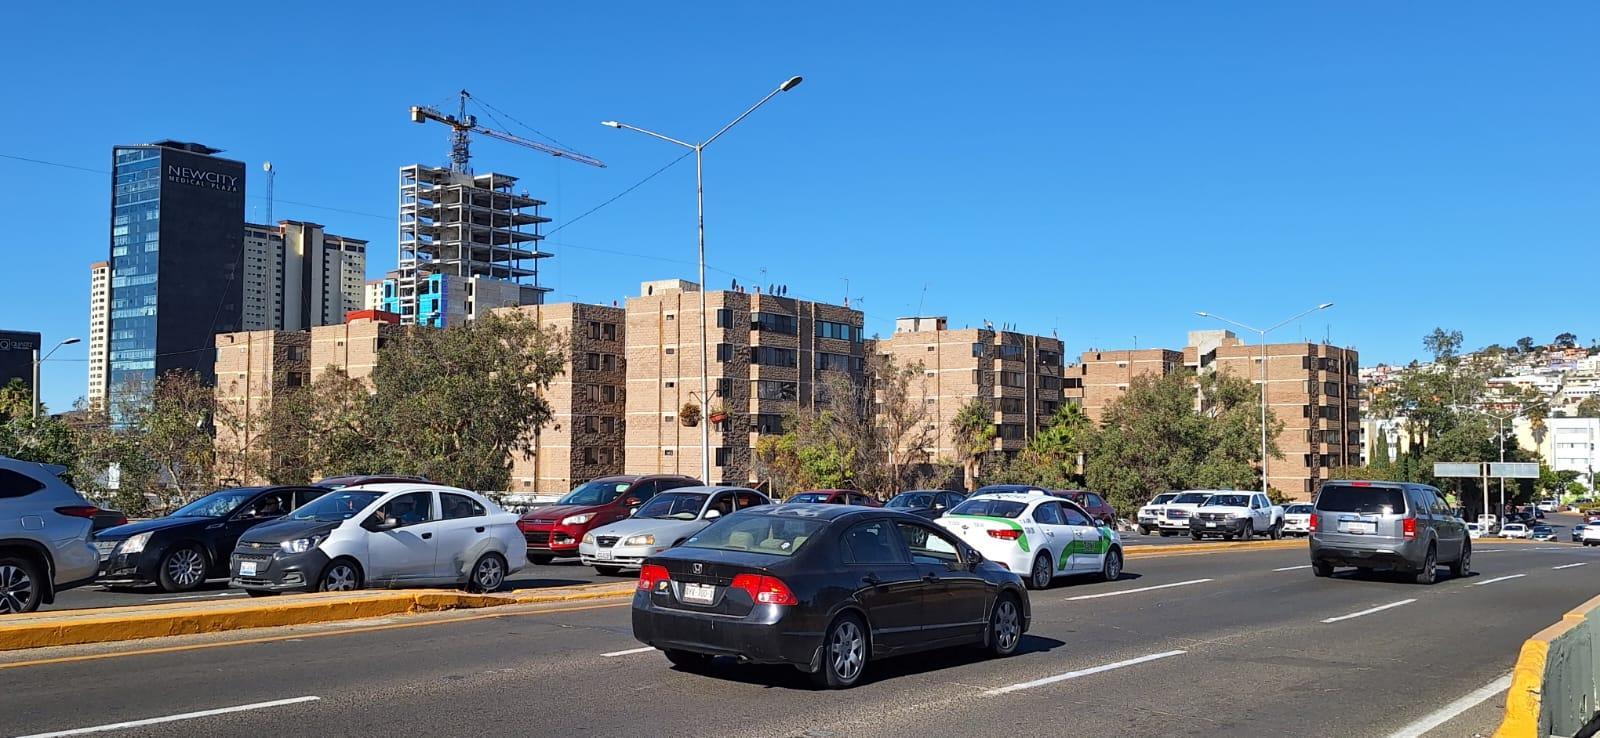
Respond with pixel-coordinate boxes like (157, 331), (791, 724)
(41, 557), (617, 611)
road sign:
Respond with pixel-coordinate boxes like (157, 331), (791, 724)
(1489, 462), (1539, 479)
(1433, 462), (1482, 478)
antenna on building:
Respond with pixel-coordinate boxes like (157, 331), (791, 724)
(262, 161), (275, 224)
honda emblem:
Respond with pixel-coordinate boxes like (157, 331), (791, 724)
(692, 563), (703, 574)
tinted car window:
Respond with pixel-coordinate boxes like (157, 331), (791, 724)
(684, 515), (826, 556)
(558, 480), (635, 506)
(1032, 502), (1063, 525)
(848, 494), (874, 506)
(1316, 485), (1407, 514)
(734, 492), (768, 510)
(950, 499), (1027, 518)
(939, 493), (965, 509)
(171, 490), (258, 518)
(636, 493), (708, 520)
(441, 493), (486, 520)
(1088, 494), (1106, 508)
(238, 491), (293, 519)
(293, 491), (383, 522)
(788, 492), (833, 504)
(1172, 493), (1212, 504)
(1208, 494), (1251, 508)
(705, 493), (736, 517)
(376, 492), (434, 526)
(841, 521), (909, 565)
(887, 493), (934, 509)
(1061, 505), (1093, 526)
(295, 488), (330, 507)
(895, 522), (960, 565)
(0, 469), (45, 498)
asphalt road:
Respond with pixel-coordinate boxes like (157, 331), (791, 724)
(45, 511), (1586, 611)
(7, 539), (1598, 737)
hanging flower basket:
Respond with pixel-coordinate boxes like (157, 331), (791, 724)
(707, 406), (729, 425)
(679, 402), (702, 427)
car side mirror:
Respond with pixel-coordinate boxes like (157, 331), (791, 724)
(1095, 518), (1109, 528)
(624, 497), (641, 506)
(363, 516), (398, 532)
(705, 509), (722, 520)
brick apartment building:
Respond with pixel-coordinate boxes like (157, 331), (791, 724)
(214, 329), (310, 484)
(499, 303), (627, 493)
(1063, 348), (1184, 422)
(873, 316), (1065, 460)
(624, 280), (865, 486)
(307, 310), (399, 384)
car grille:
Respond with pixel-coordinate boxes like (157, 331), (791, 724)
(1167, 510), (1190, 519)
(524, 531), (551, 547)
(235, 576), (275, 587)
(233, 552), (273, 564)
(596, 536), (620, 548)
(1198, 512), (1230, 522)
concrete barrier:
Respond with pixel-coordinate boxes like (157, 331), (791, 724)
(1496, 593), (1600, 737)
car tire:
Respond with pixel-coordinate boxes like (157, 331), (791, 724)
(1159, 529), (1171, 537)
(1027, 554), (1052, 590)
(1223, 533), (1234, 542)
(1240, 523), (1252, 541)
(1414, 545), (1438, 585)
(0, 555), (43, 614)
(663, 648), (712, 672)
(594, 565), (623, 577)
(1312, 561), (1334, 578)
(1270, 521), (1282, 541)
(1138, 525), (1151, 536)
(467, 553), (507, 593)
(245, 589), (278, 598)
(318, 559), (363, 593)
(811, 613), (869, 689)
(528, 554), (554, 566)
(157, 545), (208, 593)
(1098, 548), (1123, 582)
(986, 594), (1023, 657)
(1190, 531), (1202, 541)
(1450, 542), (1471, 578)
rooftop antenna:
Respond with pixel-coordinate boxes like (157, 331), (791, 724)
(262, 161), (275, 224)
(915, 283), (928, 318)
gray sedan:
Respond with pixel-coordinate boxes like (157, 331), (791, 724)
(578, 486), (771, 574)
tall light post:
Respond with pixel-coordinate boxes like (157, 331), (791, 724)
(1195, 304), (1334, 497)
(602, 75), (804, 483)
(31, 337), (81, 420)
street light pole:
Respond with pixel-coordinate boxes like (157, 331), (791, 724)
(31, 337), (82, 420)
(602, 76), (803, 484)
(1195, 304), (1334, 498)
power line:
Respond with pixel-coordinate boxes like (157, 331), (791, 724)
(547, 150), (692, 235)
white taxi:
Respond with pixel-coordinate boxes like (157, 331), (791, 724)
(937, 491), (1122, 590)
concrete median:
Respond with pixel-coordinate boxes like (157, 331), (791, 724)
(1496, 592), (1600, 737)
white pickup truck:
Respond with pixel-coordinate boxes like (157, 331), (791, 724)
(1188, 491), (1285, 541)
(1141, 491), (1216, 536)
(1136, 492), (1181, 535)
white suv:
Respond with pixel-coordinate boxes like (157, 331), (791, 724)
(0, 457), (102, 614)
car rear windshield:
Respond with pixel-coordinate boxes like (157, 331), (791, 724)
(886, 493), (934, 509)
(1285, 504), (1313, 514)
(1316, 485), (1407, 515)
(682, 515), (828, 557)
(788, 492), (833, 504)
(949, 499), (1027, 518)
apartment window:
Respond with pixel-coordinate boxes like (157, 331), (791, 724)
(995, 397), (1025, 413)
(1346, 407), (1360, 421)
(1346, 383), (1359, 398)
(1038, 350), (1061, 366)
(1044, 376), (1065, 390)
(716, 343), (734, 362)
(665, 347), (675, 355)
(1348, 430), (1362, 446)
(714, 447), (730, 467)
(715, 308), (732, 328)
(663, 415), (674, 423)
(754, 379), (798, 400)
(664, 449), (675, 456)
(584, 416), (598, 433)
(1320, 430), (1341, 445)
(1302, 405), (1313, 418)
(997, 344), (1024, 360)
(588, 321), (601, 340)
(665, 380), (676, 389)
(601, 354), (617, 372)
(1302, 356), (1313, 370)
(601, 417), (616, 434)
(601, 385), (617, 403)
(602, 323), (617, 341)
(1324, 382), (1341, 397)
(816, 352), (853, 372)
(1319, 406), (1342, 421)
(971, 343), (985, 358)
(1304, 454), (1315, 468)
(666, 313), (675, 321)
(1041, 400), (1059, 416)
(751, 346), (797, 367)
(816, 320), (861, 342)
(999, 371), (1026, 388)
(996, 424), (1024, 440)
(751, 312), (798, 335)
(717, 377), (733, 397)
(751, 413), (785, 434)
(582, 448), (598, 465)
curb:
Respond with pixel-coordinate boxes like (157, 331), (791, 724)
(1495, 592), (1600, 737)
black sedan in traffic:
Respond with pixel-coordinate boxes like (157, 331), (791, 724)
(631, 504), (1030, 688)
(883, 490), (966, 520)
(94, 486), (332, 592)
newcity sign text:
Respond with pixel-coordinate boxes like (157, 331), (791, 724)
(166, 165), (240, 193)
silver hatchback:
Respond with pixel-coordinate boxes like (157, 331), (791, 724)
(0, 456), (102, 613)
(1309, 481), (1469, 584)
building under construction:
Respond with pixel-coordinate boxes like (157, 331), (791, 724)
(389, 164), (552, 327)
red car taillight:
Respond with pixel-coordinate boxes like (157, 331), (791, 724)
(1308, 513), (1319, 533)
(1403, 517), (1417, 541)
(731, 574), (798, 606)
(54, 505), (100, 519)
(988, 528), (1022, 541)
(638, 564), (670, 591)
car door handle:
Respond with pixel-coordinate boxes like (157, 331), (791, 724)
(475, 527), (485, 533)
(922, 573), (940, 583)
(861, 575), (882, 587)
(421, 532), (433, 540)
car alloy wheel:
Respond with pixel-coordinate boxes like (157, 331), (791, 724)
(1030, 555), (1051, 590)
(321, 562), (360, 592)
(829, 618), (865, 683)
(472, 555), (505, 592)
(1414, 546), (1437, 585)
(0, 563), (35, 614)
(992, 597), (1021, 655)
(164, 547), (206, 590)
(1102, 549), (1122, 582)
(1452, 544), (1471, 578)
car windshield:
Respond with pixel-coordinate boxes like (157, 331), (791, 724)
(170, 490), (257, 518)
(788, 492), (833, 504)
(636, 492), (708, 520)
(949, 499), (1028, 518)
(1149, 493), (1179, 505)
(1315, 485), (1407, 515)
(1285, 504), (1313, 514)
(558, 480), (633, 506)
(292, 490), (383, 522)
(886, 493), (934, 509)
(1207, 494), (1250, 507)
(1172, 493), (1212, 504)
(1533, 526), (1553, 533)
(682, 515), (828, 557)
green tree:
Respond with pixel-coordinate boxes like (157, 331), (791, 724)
(1424, 327), (1464, 363)
(136, 371), (220, 505)
(950, 398), (997, 491)
(0, 378), (33, 421)
(1576, 396), (1600, 418)
(1515, 336), (1535, 354)
(1554, 332), (1578, 350)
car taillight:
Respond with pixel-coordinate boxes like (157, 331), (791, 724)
(1403, 517), (1417, 540)
(988, 528), (1022, 540)
(638, 564), (670, 591)
(731, 573), (798, 606)
(54, 505), (100, 519)
(1308, 513), (1319, 533)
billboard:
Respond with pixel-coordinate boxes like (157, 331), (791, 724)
(0, 329), (40, 393)
(1488, 462), (1540, 479)
(1433, 462), (1483, 478)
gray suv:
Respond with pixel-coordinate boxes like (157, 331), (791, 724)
(1309, 481), (1469, 584)
(0, 456), (102, 613)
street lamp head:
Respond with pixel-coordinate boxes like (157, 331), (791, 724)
(1317, 302), (1335, 310)
(61, 337), (82, 346)
(779, 76), (803, 92)
(1195, 311), (1210, 318)
(600, 121), (622, 129)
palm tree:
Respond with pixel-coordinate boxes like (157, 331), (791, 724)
(951, 399), (997, 491)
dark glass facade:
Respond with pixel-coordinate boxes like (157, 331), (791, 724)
(107, 142), (244, 411)
(0, 330), (41, 395)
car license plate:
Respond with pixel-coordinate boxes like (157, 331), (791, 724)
(1205, 522), (1216, 528)
(1341, 521), (1376, 535)
(681, 582), (715, 604)
(239, 561), (257, 576)
(596, 548), (613, 561)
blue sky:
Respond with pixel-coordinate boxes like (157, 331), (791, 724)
(4, 2), (1596, 411)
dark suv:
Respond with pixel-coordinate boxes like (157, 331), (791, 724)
(518, 475), (701, 564)
(1309, 481), (1469, 584)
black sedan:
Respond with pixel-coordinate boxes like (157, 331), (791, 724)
(631, 504), (1030, 688)
(94, 486), (331, 592)
(883, 490), (967, 520)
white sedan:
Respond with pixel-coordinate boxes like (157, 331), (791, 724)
(230, 483), (527, 594)
(1499, 523), (1531, 539)
(579, 486), (771, 574)
(937, 491), (1123, 589)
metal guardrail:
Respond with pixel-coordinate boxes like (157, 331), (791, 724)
(1497, 593), (1600, 737)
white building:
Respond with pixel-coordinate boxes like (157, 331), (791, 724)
(86, 261), (110, 409)
(241, 221), (368, 331)
(1545, 418), (1598, 490)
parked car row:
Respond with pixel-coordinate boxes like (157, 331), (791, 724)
(1136, 490), (1286, 540)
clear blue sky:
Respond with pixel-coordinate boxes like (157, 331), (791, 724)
(4, 2), (1596, 412)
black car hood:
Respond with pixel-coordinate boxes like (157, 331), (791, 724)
(95, 516), (211, 540)
(238, 518), (341, 545)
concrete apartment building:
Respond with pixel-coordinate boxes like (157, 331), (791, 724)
(1063, 348), (1184, 422)
(308, 310), (399, 384)
(242, 221), (368, 332)
(624, 280), (866, 485)
(87, 262), (110, 409)
(499, 303), (627, 493)
(874, 316), (1066, 459)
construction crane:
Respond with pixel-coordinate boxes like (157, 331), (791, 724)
(410, 90), (606, 173)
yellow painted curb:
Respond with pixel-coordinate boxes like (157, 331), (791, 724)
(1124, 539), (1304, 559)
(1495, 592), (1600, 737)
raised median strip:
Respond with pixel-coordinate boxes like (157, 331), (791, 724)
(0, 582), (636, 652)
(1495, 591), (1600, 737)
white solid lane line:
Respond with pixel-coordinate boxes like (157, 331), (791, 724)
(1384, 672), (1511, 738)
(1469, 574), (1527, 587)
(1065, 579), (1213, 601)
(17, 696), (321, 738)
(984, 650), (1187, 696)
(1552, 563), (1588, 570)
(601, 646), (655, 658)
(1273, 565), (1312, 571)
(1322, 599), (1417, 624)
